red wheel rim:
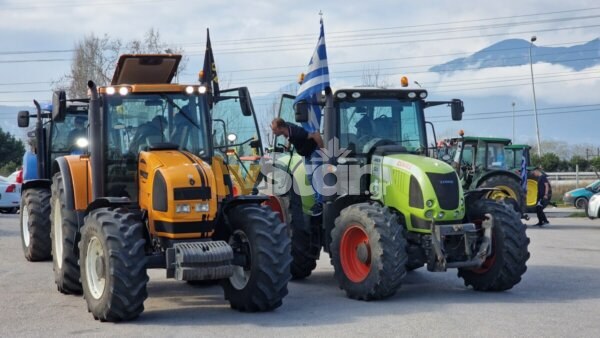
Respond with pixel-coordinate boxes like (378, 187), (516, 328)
(263, 196), (285, 223)
(340, 224), (371, 282)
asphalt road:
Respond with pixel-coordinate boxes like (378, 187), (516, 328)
(1, 213), (599, 337)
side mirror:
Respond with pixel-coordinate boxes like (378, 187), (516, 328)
(451, 99), (464, 121)
(294, 100), (309, 123)
(52, 91), (67, 122)
(239, 92), (252, 117)
(250, 139), (261, 149)
(17, 110), (30, 128)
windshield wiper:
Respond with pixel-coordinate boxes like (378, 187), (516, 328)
(159, 94), (202, 131)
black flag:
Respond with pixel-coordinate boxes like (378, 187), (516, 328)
(201, 28), (220, 105)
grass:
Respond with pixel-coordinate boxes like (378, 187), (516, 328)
(568, 212), (587, 218)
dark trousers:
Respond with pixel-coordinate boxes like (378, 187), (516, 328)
(536, 198), (549, 223)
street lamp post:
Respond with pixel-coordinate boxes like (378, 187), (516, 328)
(512, 102), (516, 141)
(529, 35), (542, 157)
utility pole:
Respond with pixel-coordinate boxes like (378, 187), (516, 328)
(529, 36), (542, 158)
(586, 148), (590, 161)
(511, 102), (516, 141)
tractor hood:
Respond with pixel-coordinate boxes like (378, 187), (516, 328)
(111, 54), (182, 85)
(372, 153), (464, 231)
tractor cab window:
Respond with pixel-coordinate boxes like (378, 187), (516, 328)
(104, 93), (210, 200)
(50, 113), (89, 156)
(486, 143), (507, 169)
(212, 89), (262, 182)
(338, 98), (425, 154)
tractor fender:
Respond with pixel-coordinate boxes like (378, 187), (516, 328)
(54, 157), (76, 210)
(222, 195), (270, 214)
(473, 169), (521, 188)
(464, 188), (500, 206)
(84, 197), (131, 216)
(21, 179), (51, 194)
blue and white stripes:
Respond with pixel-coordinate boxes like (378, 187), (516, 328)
(295, 19), (330, 133)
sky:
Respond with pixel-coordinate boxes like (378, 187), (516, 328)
(0, 0), (599, 148)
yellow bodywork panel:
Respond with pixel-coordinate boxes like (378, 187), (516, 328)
(64, 155), (93, 211)
(138, 150), (220, 239)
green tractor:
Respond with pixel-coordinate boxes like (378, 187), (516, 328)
(271, 87), (530, 300)
(504, 144), (538, 212)
(437, 135), (527, 217)
(16, 98), (88, 261)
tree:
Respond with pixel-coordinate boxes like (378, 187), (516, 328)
(531, 152), (561, 172)
(570, 155), (589, 171)
(56, 28), (186, 98)
(0, 127), (25, 175)
(361, 64), (391, 88)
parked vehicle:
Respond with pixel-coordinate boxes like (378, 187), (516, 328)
(0, 176), (20, 213)
(563, 180), (600, 209)
(586, 192), (600, 219)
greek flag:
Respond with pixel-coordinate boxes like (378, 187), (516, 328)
(294, 19), (330, 133)
(520, 147), (529, 194)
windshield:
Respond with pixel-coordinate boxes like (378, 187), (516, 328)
(104, 93), (210, 200)
(587, 180), (600, 189)
(337, 98), (425, 154)
(105, 93), (210, 157)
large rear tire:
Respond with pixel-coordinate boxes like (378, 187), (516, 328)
(331, 203), (407, 300)
(222, 204), (291, 312)
(287, 189), (320, 280)
(458, 199), (530, 291)
(51, 172), (82, 294)
(79, 207), (148, 322)
(20, 188), (52, 261)
(479, 175), (525, 214)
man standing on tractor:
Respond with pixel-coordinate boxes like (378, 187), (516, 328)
(270, 117), (323, 214)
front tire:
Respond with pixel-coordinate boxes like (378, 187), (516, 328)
(51, 172), (82, 294)
(20, 188), (52, 261)
(79, 207), (148, 322)
(575, 197), (588, 209)
(221, 204), (291, 312)
(331, 203), (407, 300)
(458, 199), (530, 291)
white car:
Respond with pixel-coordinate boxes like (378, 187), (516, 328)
(587, 192), (600, 219)
(0, 176), (20, 214)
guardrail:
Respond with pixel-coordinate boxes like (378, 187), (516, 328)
(545, 172), (599, 181)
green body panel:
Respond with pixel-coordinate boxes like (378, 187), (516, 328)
(273, 152), (315, 215)
(457, 136), (512, 144)
(371, 154), (465, 234)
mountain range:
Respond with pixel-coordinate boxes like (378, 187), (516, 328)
(430, 38), (600, 72)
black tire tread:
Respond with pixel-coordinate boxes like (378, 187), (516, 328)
(222, 204), (292, 312)
(458, 199), (530, 291)
(288, 189), (320, 280)
(21, 188), (52, 261)
(79, 207), (148, 322)
(331, 203), (407, 300)
(51, 172), (82, 294)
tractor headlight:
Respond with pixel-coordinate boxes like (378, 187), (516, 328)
(176, 204), (191, 213)
(426, 199), (434, 208)
(460, 198), (465, 206)
(198, 86), (207, 94)
(195, 203), (209, 212)
(437, 211), (445, 219)
(118, 87), (129, 96)
(425, 210), (434, 219)
(185, 86), (195, 94)
(408, 92), (416, 99)
(454, 210), (460, 218)
(106, 87), (116, 95)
